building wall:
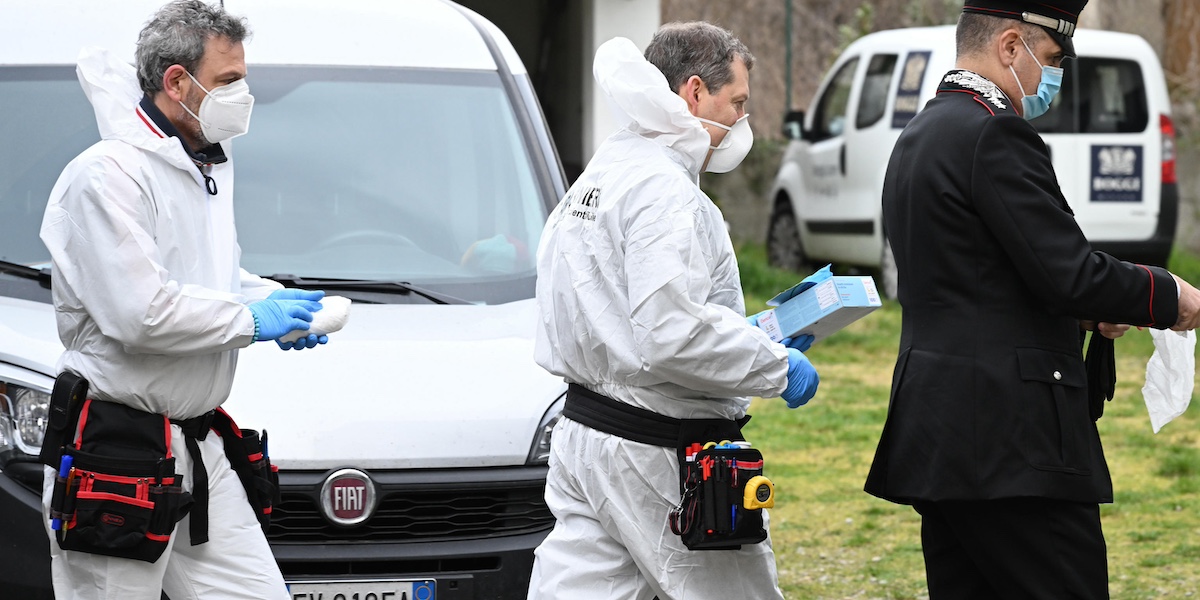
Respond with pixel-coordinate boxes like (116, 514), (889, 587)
(583, 0), (663, 163)
(663, 0), (1200, 252)
(661, 0), (959, 142)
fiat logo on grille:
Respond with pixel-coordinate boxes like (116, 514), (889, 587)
(319, 468), (376, 526)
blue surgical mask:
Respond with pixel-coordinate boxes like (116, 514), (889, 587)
(1009, 37), (1063, 120)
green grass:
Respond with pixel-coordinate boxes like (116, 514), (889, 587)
(736, 243), (1200, 599)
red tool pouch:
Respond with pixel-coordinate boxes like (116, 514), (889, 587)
(53, 398), (193, 563)
(211, 409), (280, 534)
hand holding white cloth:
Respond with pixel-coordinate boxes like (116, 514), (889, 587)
(1141, 328), (1195, 433)
(278, 296), (351, 343)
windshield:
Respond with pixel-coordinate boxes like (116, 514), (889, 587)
(0, 65), (550, 304)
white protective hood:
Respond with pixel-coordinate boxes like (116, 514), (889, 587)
(592, 37), (711, 175)
(76, 47), (197, 175)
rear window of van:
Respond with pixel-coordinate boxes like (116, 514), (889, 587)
(1034, 58), (1149, 134)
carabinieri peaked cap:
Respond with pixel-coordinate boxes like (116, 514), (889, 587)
(962, 0), (1088, 58)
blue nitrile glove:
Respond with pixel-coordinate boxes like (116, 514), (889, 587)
(276, 333), (329, 351)
(781, 334), (815, 352)
(266, 289), (327, 350)
(782, 348), (819, 408)
(248, 299), (322, 342)
(268, 288), (325, 303)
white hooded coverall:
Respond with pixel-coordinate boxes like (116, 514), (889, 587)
(529, 38), (789, 600)
(38, 48), (288, 600)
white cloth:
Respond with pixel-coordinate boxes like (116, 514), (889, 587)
(527, 419), (784, 600)
(1142, 329), (1195, 433)
(39, 47), (280, 419)
(529, 38), (787, 600)
(278, 295), (352, 343)
(42, 427), (289, 600)
(533, 37), (787, 421)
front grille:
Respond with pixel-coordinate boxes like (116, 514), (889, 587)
(278, 557), (499, 578)
(267, 470), (554, 543)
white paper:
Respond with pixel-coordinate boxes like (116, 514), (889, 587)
(279, 295), (352, 343)
(1141, 329), (1195, 433)
(815, 279), (838, 310)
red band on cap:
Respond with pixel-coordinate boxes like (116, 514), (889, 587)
(1034, 2), (1078, 17)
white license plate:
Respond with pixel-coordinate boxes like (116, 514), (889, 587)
(287, 579), (435, 600)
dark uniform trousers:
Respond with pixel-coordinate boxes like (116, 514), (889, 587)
(866, 69), (1179, 600)
(914, 499), (1107, 599)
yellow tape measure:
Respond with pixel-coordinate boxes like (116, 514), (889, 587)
(743, 475), (775, 509)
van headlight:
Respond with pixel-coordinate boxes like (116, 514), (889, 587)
(0, 381), (51, 457)
(526, 394), (565, 465)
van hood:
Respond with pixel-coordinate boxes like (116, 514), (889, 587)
(223, 298), (566, 470)
(0, 295), (565, 471)
(0, 296), (63, 378)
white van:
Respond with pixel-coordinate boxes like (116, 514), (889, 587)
(767, 25), (1177, 297)
(0, 1), (567, 598)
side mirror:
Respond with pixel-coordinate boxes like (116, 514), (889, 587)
(782, 110), (806, 141)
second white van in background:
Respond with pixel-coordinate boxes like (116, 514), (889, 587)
(768, 26), (1177, 298)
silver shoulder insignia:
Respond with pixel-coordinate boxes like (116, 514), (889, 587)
(944, 71), (1007, 110)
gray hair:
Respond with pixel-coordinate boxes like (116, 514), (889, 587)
(135, 0), (250, 96)
(956, 12), (1048, 59)
(644, 21), (755, 94)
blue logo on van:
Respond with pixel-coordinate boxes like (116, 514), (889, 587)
(1090, 145), (1142, 202)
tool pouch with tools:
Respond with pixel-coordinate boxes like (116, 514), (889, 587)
(560, 384), (774, 551)
(44, 386), (192, 563)
(669, 420), (773, 551)
(210, 409), (280, 534)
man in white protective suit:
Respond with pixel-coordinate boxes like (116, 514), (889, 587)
(529, 22), (820, 600)
(39, 1), (327, 598)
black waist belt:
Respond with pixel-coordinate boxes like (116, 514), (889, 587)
(563, 384), (748, 448)
(170, 410), (216, 545)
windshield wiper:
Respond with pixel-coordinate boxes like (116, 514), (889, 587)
(265, 275), (472, 305)
(0, 260), (52, 289)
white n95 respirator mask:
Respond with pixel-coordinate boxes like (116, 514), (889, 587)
(697, 114), (752, 173)
(179, 71), (255, 144)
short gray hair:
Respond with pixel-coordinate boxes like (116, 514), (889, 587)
(135, 0), (250, 96)
(956, 12), (1048, 59)
(644, 21), (755, 94)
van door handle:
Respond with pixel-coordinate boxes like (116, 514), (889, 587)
(840, 144), (846, 176)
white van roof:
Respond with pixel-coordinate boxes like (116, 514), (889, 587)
(0, 0), (524, 73)
(843, 24), (1158, 64)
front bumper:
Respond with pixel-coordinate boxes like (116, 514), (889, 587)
(271, 466), (553, 600)
(0, 461), (53, 599)
(0, 464), (552, 600)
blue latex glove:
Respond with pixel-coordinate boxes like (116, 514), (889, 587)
(248, 299), (322, 342)
(268, 288), (325, 303)
(781, 334), (815, 352)
(266, 289), (327, 350)
(747, 311), (766, 327)
(782, 348), (819, 408)
(276, 333), (329, 351)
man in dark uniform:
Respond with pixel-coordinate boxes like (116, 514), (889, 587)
(865, 1), (1200, 597)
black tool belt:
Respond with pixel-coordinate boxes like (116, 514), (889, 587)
(168, 407), (278, 544)
(40, 372), (279, 560)
(170, 411), (215, 545)
(563, 383), (771, 551)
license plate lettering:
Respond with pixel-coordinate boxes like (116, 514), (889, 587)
(289, 580), (432, 600)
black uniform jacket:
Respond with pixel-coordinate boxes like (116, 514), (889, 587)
(864, 70), (1179, 505)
